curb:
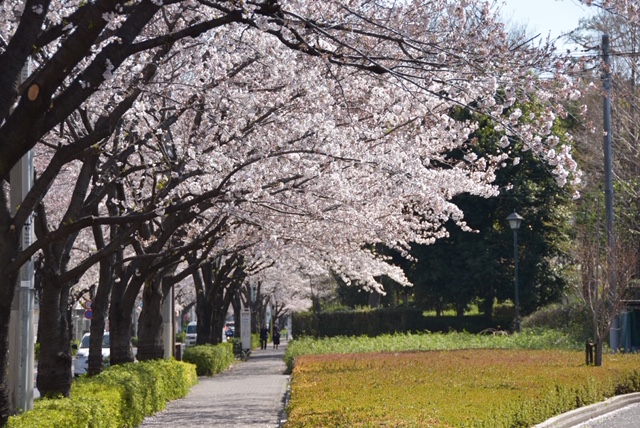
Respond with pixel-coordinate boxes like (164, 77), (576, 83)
(278, 376), (292, 427)
(533, 392), (640, 428)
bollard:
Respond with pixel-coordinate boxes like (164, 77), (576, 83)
(175, 342), (185, 361)
(586, 339), (594, 366)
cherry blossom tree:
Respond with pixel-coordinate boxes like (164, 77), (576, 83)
(581, 1), (640, 22)
(187, 253), (247, 346)
(0, 0), (590, 420)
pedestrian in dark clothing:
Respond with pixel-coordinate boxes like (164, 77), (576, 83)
(272, 325), (280, 350)
(260, 325), (269, 350)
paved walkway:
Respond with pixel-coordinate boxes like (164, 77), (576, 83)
(138, 342), (290, 428)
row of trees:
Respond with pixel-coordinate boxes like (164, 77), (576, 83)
(0, 0), (635, 422)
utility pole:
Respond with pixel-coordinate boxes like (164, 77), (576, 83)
(8, 149), (35, 413)
(602, 34), (618, 352)
(8, 55), (35, 414)
(162, 284), (174, 359)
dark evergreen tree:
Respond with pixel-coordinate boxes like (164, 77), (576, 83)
(401, 106), (573, 320)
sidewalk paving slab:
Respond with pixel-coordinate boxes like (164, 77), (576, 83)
(138, 342), (289, 428)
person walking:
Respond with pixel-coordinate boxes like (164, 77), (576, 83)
(272, 325), (280, 350)
(259, 324), (269, 350)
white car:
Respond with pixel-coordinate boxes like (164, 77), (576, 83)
(73, 332), (110, 376)
(185, 322), (197, 346)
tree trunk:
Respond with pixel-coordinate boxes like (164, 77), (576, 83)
(88, 317), (108, 376)
(595, 339), (604, 367)
(368, 291), (381, 308)
(108, 280), (136, 365)
(0, 273), (17, 426)
(87, 252), (116, 375)
(232, 293), (242, 335)
(210, 277), (230, 344)
(210, 310), (225, 345)
(480, 293), (495, 320)
(36, 273), (72, 398)
(195, 263), (213, 345)
(0, 196), (19, 423)
(207, 280), (229, 345)
(87, 290), (109, 375)
(137, 278), (165, 361)
(193, 256), (245, 344)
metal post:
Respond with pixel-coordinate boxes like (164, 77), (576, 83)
(603, 34), (618, 352)
(507, 211), (523, 333)
(8, 150), (35, 414)
(162, 286), (173, 359)
(513, 228), (521, 333)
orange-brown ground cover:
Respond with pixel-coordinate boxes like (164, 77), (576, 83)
(286, 349), (640, 427)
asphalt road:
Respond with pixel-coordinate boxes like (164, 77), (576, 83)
(574, 403), (640, 428)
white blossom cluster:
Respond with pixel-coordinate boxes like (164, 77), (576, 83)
(4, 0), (633, 300)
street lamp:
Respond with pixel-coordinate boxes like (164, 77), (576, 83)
(506, 211), (524, 333)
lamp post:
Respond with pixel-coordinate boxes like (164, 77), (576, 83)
(250, 284), (256, 333)
(506, 211), (524, 332)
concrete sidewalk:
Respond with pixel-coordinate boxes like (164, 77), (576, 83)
(138, 341), (290, 428)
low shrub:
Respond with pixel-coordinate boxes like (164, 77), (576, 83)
(183, 342), (234, 376)
(86, 359), (196, 426)
(7, 359), (197, 428)
(521, 302), (592, 343)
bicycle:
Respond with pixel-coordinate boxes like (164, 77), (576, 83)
(240, 348), (251, 362)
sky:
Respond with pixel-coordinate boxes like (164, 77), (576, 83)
(500, 0), (595, 46)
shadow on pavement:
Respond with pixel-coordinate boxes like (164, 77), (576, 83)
(139, 342), (289, 428)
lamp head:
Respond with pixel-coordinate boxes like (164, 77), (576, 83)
(506, 211), (524, 230)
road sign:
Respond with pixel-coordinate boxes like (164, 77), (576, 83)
(240, 308), (251, 351)
(84, 310), (93, 320)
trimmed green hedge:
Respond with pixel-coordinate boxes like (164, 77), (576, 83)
(183, 342), (234, 376)
(421, 314), (511, 333)
(293, 308), (509, 338)
(7, 359), (197, 428)
(293, 308), (423, 337)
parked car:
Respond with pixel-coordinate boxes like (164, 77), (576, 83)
(186, 321), (197, 346)
(73, 332), (110, 376)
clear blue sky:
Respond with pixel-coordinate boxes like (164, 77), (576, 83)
(500, 0), (595, 44)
